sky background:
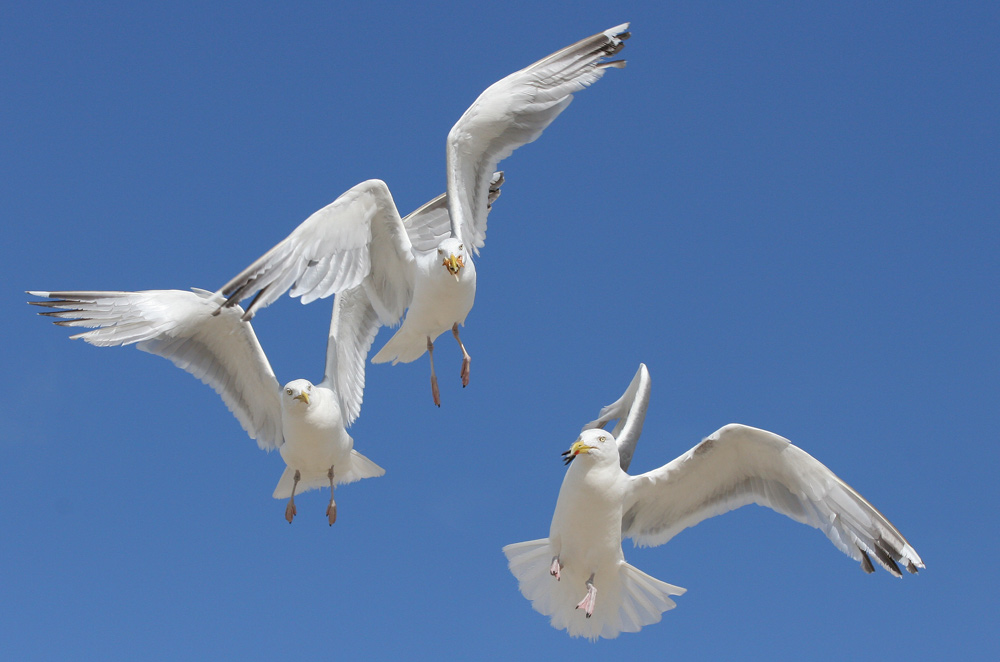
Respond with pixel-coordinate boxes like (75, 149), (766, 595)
(2, 1), (997, 659)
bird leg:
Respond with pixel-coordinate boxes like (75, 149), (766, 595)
(452, 323), (471, 388)
(575, 574), (597, 618)
(326, 466), (337, 526)
(550, 556), (562, 581)
(427, 336), (441, 407)
(284, 469), (301, 523)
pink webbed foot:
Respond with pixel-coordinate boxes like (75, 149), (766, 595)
(285, 469), (301, 523)
(430, 374), (441, 407)
(550, 557), (562, 581)
(428, 336), (441, 407)
(575, 576), (597, 618)
(452, 323), (470, 388)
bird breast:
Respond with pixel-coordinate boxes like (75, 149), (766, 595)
(407, 252), (477, 332)
(549, 461), (628, 570)
(279, 389), (352, 468)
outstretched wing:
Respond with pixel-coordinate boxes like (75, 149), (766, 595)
(29, 289), (284, 450)
(623, 424), (924, 577)
(404, 171), (505, 255)
(319, 288), (381, 427)
(217, 179), (414, 321)
(582, 363), (650, 472)
(445, 23), (629, 253)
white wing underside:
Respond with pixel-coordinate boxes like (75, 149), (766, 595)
(445, 23), (629, 253)
(583, 362), (650, 472)
(218, 179), (415, 322)
(216, 174), (503, 328)
(403, 171), (505, 255)
(321, 288), (381, 426)
(623, 424), (925, 577)
(29, 289), (284, 450)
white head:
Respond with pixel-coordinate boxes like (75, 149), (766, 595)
(281, 379), (315, 408)
(561, 428), (617, 467)
(436, 237), (468, 281)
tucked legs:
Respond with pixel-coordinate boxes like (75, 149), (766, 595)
(575, 574), (597, 618)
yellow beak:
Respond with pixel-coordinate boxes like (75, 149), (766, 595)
(445, 254), (462, 281)
(294, 392), (310, 405)
(561, 439), (595, 465)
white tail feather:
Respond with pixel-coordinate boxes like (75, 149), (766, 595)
(272, 450), (385, 499)
(502, 538), (686, 640)
(371, 325), (427, 364)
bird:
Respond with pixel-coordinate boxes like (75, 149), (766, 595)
(503, 364), (924, 640)
(27, 287), (385, 525)
(214, 23), (631, 406)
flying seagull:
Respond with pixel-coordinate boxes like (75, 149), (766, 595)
(503, 364), (924, 640)
(216, 23), (631, 406)
(28, 287), (384, 524)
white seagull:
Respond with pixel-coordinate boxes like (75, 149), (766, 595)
(28, 287), (385, 524)
(215, 23), (631, 406)
(503, 364), (924, 640)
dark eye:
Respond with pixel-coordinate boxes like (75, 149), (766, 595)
(437, 248), (444, 255)
(458, 244), (464, 251)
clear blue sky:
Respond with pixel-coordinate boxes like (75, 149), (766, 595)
(3, 1), (997, 659)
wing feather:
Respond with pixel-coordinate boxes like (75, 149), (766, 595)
(582, 363), (650, 472)
(404, 171), (505, 255)
(217, 179), (413, 320)
(445, 24), (629, 252)
(622, 424), (924, 576)
(320, 288), (381, 427)
(29, 289), (284, 450)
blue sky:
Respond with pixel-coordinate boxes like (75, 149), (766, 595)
(3, 1), (997, 659)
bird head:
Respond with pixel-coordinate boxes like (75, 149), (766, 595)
(282, 379), (314, 406)
(437, 238), (467, 282)
(561, 429), (614, 465)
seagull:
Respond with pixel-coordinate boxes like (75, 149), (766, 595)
(215, 23), (631, 406)
(28, 287), (385, 524)
(503, 364), (924, 640)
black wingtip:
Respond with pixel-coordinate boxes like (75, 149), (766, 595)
(859, 548), (875, 574)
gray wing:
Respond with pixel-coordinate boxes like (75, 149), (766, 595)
(218, 179), (414, 322)
(404, 171), (505, 255)
(29, 289), (284, 450)
(319, 288), (381, 427)
(623, 424), (924, 577)
(582, 363), (650, 471)
(445, 24), (629, 253)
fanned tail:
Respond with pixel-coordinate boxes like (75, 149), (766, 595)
(502, 539), (685, 640)
(371, 325), (427, 364)
(272, 451), (384, 499)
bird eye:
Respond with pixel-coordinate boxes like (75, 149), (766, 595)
(599, 436), (607, 442)
(285, 388), (293, 396)
(437, 248), (444, 255)
(458, 244), (464, 251)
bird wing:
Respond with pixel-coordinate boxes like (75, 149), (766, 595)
(404, 171), (505, 255)
(217, 179), (415, 321)
(29, 289), (284, 450)
(622, 423), (924, 577)
(445, 23), (629, 253)
(582, 363), (650, 472)
(319, 288), (381, 427)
